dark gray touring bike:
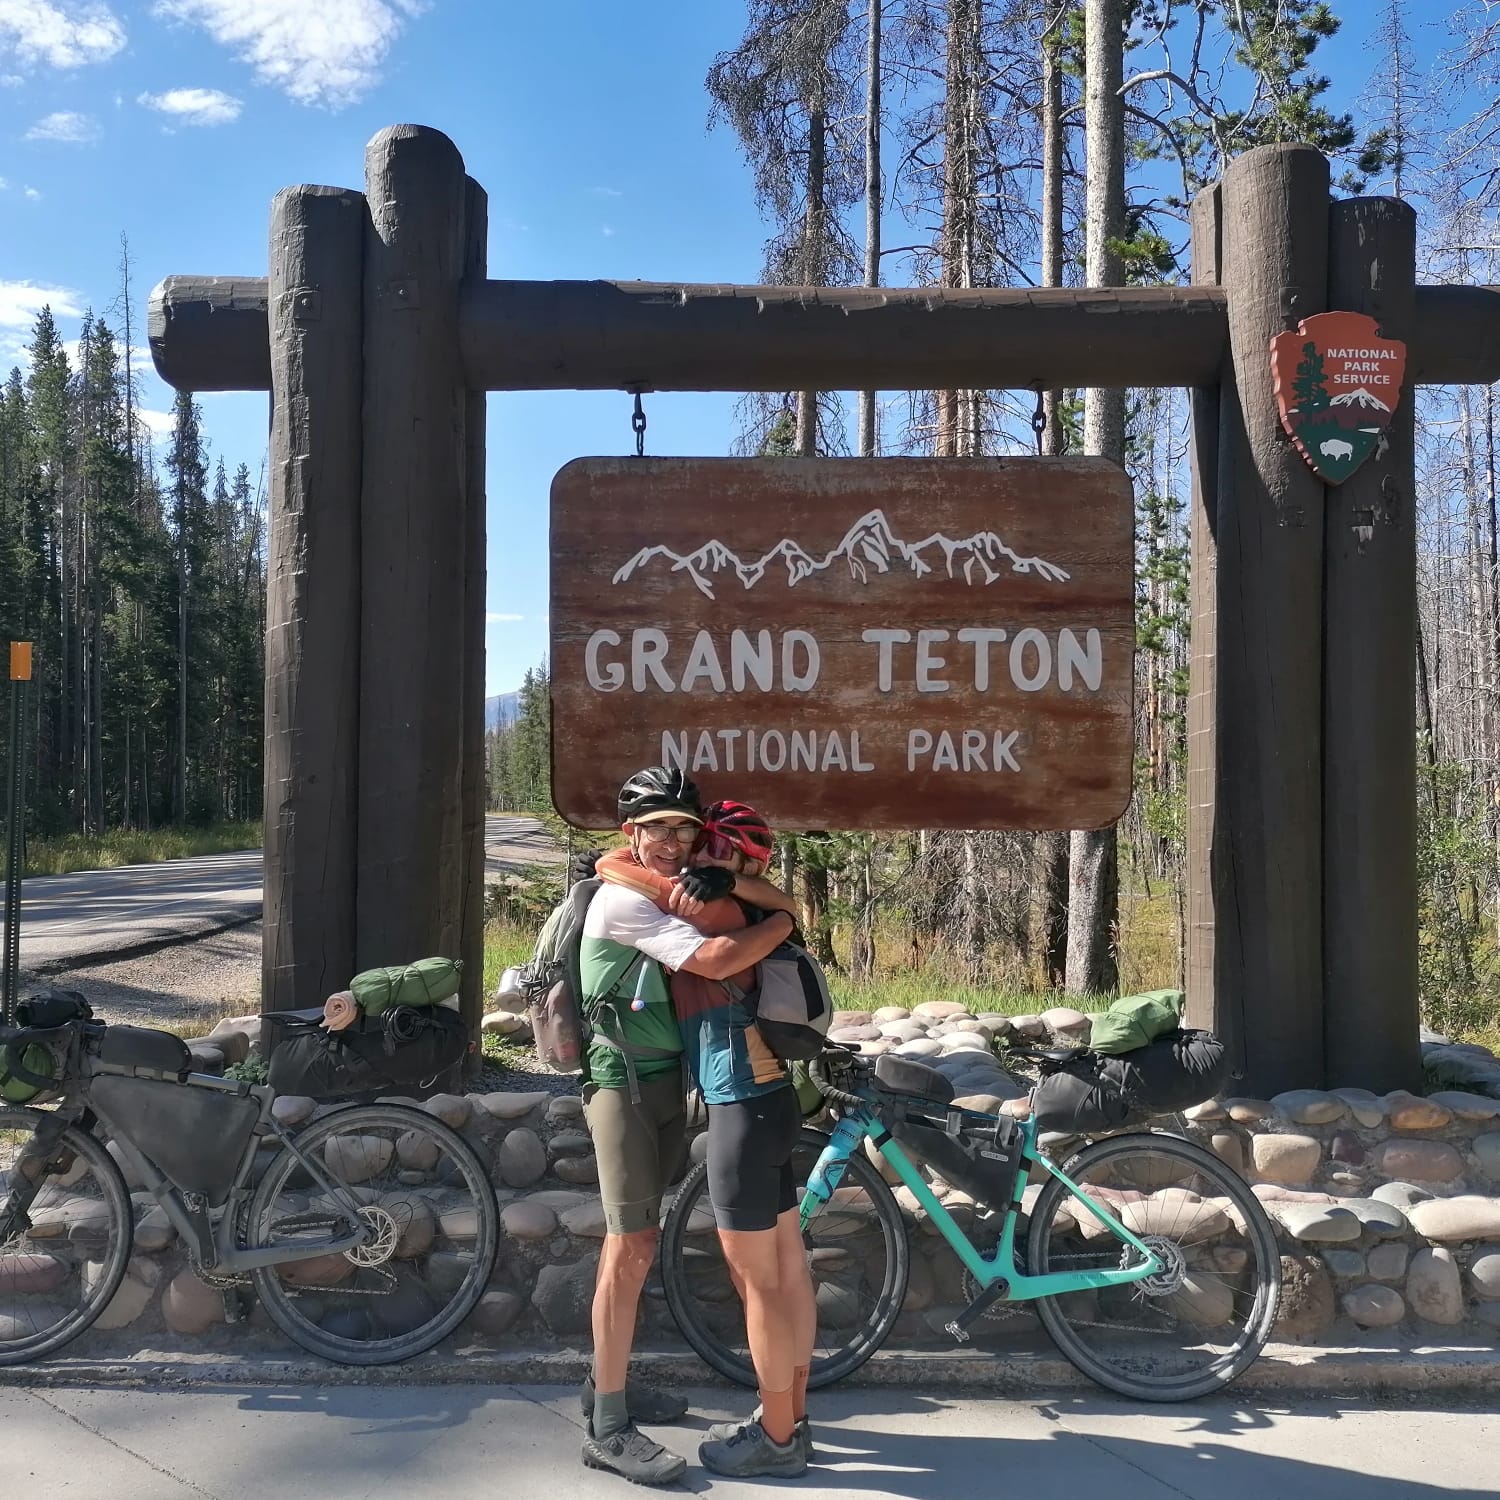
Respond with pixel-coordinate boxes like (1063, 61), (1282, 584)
(0, 996), (498, 1366)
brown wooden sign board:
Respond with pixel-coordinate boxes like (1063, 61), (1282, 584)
(550, 456), (1134, 831)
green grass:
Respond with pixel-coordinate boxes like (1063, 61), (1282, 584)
(22, 821), (262, 877)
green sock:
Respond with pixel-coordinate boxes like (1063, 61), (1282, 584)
(593, 1388), (629, 1439)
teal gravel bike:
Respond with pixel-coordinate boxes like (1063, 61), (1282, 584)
(661, 1041), (1280, 1402)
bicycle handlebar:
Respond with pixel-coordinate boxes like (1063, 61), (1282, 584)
(809, 1046), (870, 1112)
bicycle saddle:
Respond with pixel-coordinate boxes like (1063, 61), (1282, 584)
(872, 1053), (955, 1105)
(1007, 1043), (1089, 1065)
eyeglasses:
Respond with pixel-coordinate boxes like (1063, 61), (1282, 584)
(698, 829), (742, 862)
(636, 822), (700, 845)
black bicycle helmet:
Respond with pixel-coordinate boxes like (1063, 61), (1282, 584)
(616, 765), (703, 825)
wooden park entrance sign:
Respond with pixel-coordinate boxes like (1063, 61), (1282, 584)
(149, 126), (1500, 1095)
(551, 456), (1133, 831)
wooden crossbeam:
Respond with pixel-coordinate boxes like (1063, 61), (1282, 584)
(149, 274), (1500, 395)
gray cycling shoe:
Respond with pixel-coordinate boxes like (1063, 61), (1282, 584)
(704, 1409), (813, 1461)
(579, 1372), (690, 1425)
(581, 1422), (688, 1487)
(698, 1419), (807, 1479)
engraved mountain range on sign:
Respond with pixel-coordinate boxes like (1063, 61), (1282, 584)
(612, 508), (1071, 599)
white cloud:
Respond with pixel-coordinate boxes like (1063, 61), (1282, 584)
(0, 1), (125, 71)
(25, 109), (99, 142)
(486, 612), (524, 624)
(24, 185), (40, 199)
(0, 176), (6, 189)
(137, 408), (177, 437)
(153, 0), (425, 109)
(601, 225), (616, 237)
(593, 187), (622, 198)
(138, 86), (242, 126)
(0, 278), (84, 330)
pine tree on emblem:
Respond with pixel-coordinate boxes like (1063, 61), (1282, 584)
(1293, 340), (1329, 411)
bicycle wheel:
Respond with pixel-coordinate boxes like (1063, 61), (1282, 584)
(660, 1125), (909, 1390)
(0, 1106), (133, 1365)
(247, 1103), (498, 1365)
(1027, 1130), (1281, 1401)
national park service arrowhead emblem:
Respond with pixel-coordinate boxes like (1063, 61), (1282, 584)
(1269, 311), (1406, 485)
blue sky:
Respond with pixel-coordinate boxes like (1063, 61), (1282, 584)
(0, 1), (1461, 695)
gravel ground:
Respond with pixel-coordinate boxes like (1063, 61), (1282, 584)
(26, 922), (263, 1030)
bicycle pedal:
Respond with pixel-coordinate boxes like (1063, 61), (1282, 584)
(944, 1320), (971, 1345)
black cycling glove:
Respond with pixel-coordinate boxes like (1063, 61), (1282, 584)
(569, 848), (605, 883)
(676, 865), (736, 903)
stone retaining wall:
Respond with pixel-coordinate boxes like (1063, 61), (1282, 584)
(61, 1007), (1500, 1361)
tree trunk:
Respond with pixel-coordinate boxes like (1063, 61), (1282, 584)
(1066, 0), (1126, 996)
(796, 99), (828, 456)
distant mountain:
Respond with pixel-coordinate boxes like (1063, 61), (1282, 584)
(612, 508), (1070, 600)
(486, 691), (521, 732)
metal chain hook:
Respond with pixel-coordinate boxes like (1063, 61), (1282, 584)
(630, 389), (647, 458)
(1030, 384), (1048, 457)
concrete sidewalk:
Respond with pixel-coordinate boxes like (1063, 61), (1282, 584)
(3, 1382), (1496, 1500)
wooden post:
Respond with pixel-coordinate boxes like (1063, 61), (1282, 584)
(1210, 145), (1330, 1093)
(264, 185), (364, 1010)
(460, 175), (489, 1068)
(357, 126), (469, 974)
(1323, 198), (1422, 1091)
(1185, 182), (1221, 1039)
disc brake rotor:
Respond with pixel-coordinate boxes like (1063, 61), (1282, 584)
(344, 1204), (400, 1268)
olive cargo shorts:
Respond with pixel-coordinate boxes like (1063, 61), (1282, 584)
(582, 1074), (687, 1235)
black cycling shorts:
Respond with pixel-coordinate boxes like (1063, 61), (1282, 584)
(705, 1086), (801, 1233)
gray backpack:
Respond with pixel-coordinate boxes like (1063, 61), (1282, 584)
(731, 942), (834, 1061)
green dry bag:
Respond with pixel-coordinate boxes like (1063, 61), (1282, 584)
(348, 957), (463, 1016)
(1088, 989), (1184, 1055)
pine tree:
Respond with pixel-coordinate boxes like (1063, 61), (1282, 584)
(1293, 340), (1329, 412)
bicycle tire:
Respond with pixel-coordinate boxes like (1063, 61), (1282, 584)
(247, 1103), (498, 1366)
(0, 1106), (133, 1366)
(660, 1125), (909, 1390)
(1027, 1130), (1281, 1401)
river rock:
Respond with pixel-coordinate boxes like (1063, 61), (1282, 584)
(498, 1129), (547, 1188)
(873, 1006), (911, 1023)
(879, 1021), (929, 1044)
(396, 1128), (441, 1173)
(938, 1033), (992, 1057)
(479, 1091), (547, 1120)
(187, 1043), (225, 1074)
(1343, 1285), (1405, 1328)
(1406, 1195), (1500, 1242)
(0, 1253), (67, 1296)
(1372, 1180), (1433, 1213)
(1407, 1247), (1464, 1324)
(1274, 1255), (1335, 1341)
(502, 1200), (558, 1240)
(1467, 1246), (1500, 1299)
(832, 1025), (881, 1043)
(1367, 1243), (1409, 1282)
(1184, 1100), (1227, 1122)
(554, 1155), (600, 1185)
(1323, 1250), (1366, 1279)
(561, 1200), (609, 1238)
(1385, 1091), (1452, 1131)
(470, 1288), (524, 1337)
(1040, 1007), (1091, 1039)
(1226, 1098), (1275, 1124)
(438, 1207), (481, 1246)
(547, 1095), (585, 1124)
(1272, 1090), (1346, 1126)
(1476, 1133), (1500, 1181)
(1342, 1198), (1409, 1237)
(133, 1204), (175, 1253)
(895, 1038), (944, 1060)
(548, 1131), (594, 1159)
(422, 1093), (471, 1129)
(482, 1011), (526, 1037)
(1330, 1088), (1388, 1128)
(1374, 1140), (1465, 1185)
(272, 1094), (316, 1128)
(532, 1257), (599, 1335)
(913, 1001), (971, 1021)
(1251, 1133), (1323, 1185)
(1268, 1202), (1362, 1243)
(162, 1269), (226, 1334)
(324, 1134), (393, 1184)
(92, 1268), (154, 1331)
(385, 1194), (436, 1258)
(1209, 1132), (1245, 1174)
(1427, 1091), (1500, 1122)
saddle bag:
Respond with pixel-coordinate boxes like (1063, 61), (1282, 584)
(267, 1004), (466, 1101)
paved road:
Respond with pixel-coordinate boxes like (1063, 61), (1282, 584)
(2, 1383), (1494, 1499)
(15, 816), (560, 972)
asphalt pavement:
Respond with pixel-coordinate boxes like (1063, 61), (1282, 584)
(3, 1382), (1495, 1500)
(14, 816), (559, 973)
